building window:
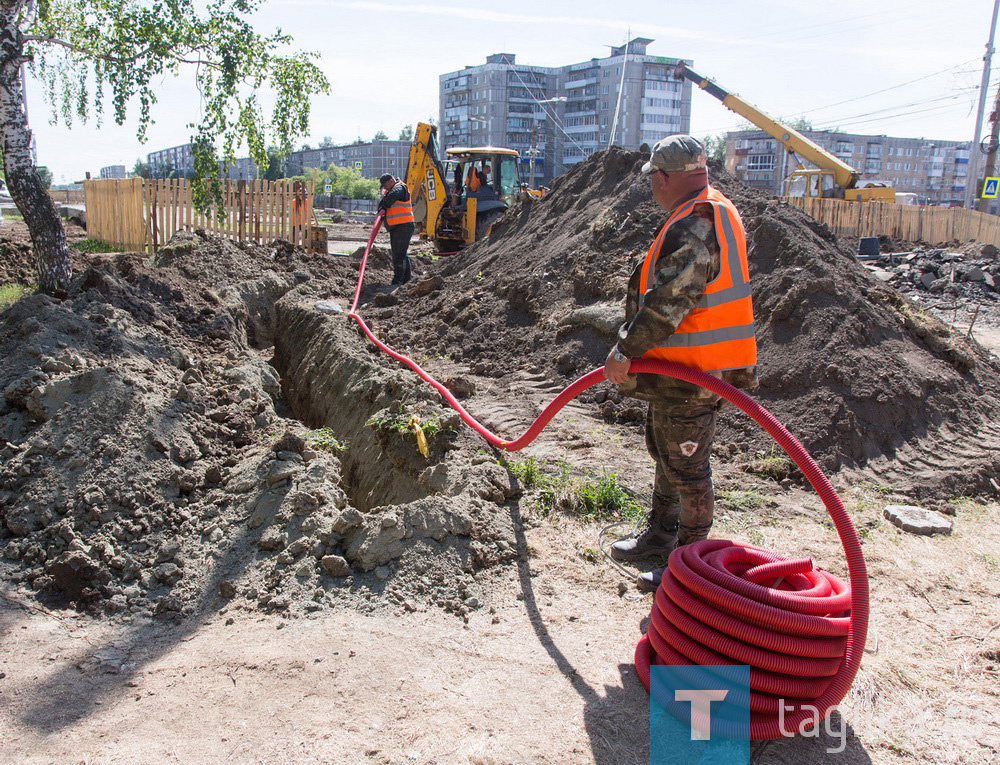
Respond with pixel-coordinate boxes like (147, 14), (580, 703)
(746, 155), (774, 171)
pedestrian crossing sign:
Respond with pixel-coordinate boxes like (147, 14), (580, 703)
(354, 161), (363, 170)
(984, 177), (999, 198)
(324, 183), (332, 193)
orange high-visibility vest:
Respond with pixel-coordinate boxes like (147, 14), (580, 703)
(637, 186), (756, 373)
(466, 167), (481, 192)
(385, 183), (414, 226)
(291, 197), (310, 228)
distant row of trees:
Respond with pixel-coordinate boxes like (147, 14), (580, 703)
(128, 153), (378, 198)
(299, 123), (420, 152)
(291, 164), (380, 200)
(124, 121), (422, 185)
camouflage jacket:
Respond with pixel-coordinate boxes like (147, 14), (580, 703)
(616, 190), (758, 405)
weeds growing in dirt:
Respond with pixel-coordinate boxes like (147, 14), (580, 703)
(366, 411), (454, 440)
(501, 455), (546, 488)
(718, 488), (766, 512)
(303, 427), (348, 452)
(72, 239), (124, 253)
(571, 470), (645, 524)
(502, 457), (642, 522)
(0, 282), (33, 309)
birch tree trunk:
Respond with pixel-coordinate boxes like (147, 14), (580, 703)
(0, 6), (70, 295)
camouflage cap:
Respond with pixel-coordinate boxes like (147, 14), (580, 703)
(641, 134), (707, 174)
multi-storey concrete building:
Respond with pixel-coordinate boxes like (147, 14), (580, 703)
(725, 128), (971, 207)
(283, 140), (411, 180)
(99, 165), (127, 180)
(439, 39), (692, 187)
(147, 144), (196, 179)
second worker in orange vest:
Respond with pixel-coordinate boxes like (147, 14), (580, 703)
(603, 135), (758, 593)
(377, 173), (415, 286)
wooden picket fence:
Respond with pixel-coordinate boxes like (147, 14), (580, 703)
(787, 197), (1000, 248)
(82, 178), (316, 252)
(48, 188), (85, 204)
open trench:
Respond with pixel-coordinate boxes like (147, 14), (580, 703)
(268, 286), (522, 580)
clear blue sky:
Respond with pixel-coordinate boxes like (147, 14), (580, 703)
(28, 0), (997, 185)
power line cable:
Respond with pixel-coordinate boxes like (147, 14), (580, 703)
(796, 59), (980, 115)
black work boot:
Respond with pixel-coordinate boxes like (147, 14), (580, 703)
(637, 567), (665, 593)
(609, 522), (677, 562)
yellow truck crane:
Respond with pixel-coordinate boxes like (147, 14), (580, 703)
(404, 122), (526, 248)
(675, 64), (896, 203)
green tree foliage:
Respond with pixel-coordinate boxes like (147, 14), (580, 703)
(28, 0), (329, 210)
(701, 135), (726, 163)
(131, 158), (150, 179)
(3, 0), (330, 293)
(373, 130), (388, 141)
(398, 124), (414, 141)
(261, 147), (284, 180)
(35, 166), (53, 188)
(318, 136), (335, 148)
(293, 164), (378, 200)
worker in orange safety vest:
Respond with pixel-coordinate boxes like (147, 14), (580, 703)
(603, 135), (758, 593)
(377, 173), (415, 286)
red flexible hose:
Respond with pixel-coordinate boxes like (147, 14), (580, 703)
(346, 215), (869, 741)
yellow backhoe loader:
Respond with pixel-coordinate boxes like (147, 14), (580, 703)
(404, 122), (529, 248)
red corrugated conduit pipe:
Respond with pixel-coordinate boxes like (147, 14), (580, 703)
(347, 215), (869, 739)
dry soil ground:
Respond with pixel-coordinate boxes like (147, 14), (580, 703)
(2, 172), (1000, 765)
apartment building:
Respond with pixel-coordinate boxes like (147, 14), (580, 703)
(439, 39), (692, 187)
(283, 140), (411, 180)
(725, 128), (970, 207)
(147, 144), (196, 179)
(99, 165), (127, 180)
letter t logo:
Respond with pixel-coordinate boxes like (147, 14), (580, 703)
(674, 689), (730, 740)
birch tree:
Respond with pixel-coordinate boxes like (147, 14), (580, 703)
(0, 0), (328, 294)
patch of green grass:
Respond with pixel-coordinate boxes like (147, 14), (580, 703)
(2, 208), (23, 220)
(0, 282), (33, 309)
(72, 239), (124, 253)
(503, 457), (644, 523)
(718, 489), (766, 513)
(572, 470), (645, 524)
(502, 455), (546, 488)
(303, 427), (348, 453)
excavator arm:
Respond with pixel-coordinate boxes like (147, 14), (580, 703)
(674, 64), (860, 192)
(404, 122), (453, 240)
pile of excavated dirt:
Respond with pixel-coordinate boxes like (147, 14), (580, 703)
(0, 229), (519, 619)
(366, 148), (1000, 497)
(0, 219), (88, 286)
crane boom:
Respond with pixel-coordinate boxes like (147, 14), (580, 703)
(675, 64), (860, 192)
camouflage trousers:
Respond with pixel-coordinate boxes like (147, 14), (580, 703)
(644, 401), (720, 547)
